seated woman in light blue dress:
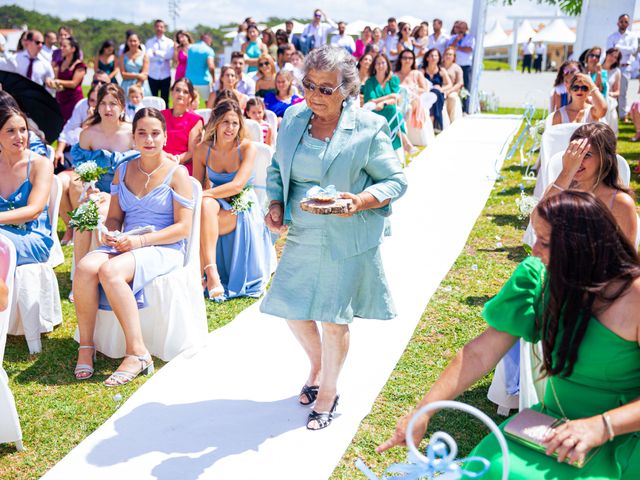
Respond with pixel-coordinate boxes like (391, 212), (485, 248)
(73, 108), (193, 387)
(192, 99), (275, 302)
(117, 32), (151, 98)
(0, 107), (53, 266)
(69, 83), (139, 268)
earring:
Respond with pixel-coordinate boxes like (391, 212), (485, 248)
(342, 100), (347, 108)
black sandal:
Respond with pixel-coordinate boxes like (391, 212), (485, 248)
(306, 395), (339, 430)
(298, 384), (319, 406)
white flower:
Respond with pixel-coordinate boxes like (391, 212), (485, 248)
(515, 192), (539, 220)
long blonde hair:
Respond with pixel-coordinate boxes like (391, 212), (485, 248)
(202, 99), (245, 145)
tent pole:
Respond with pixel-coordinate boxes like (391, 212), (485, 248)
(510, 19), (519, 71)
(469, 0), (488, 114)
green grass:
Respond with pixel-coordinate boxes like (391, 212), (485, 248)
(0, 114), (638, 479)
(483, 59), (524, 71)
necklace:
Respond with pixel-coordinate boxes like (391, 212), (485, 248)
(137, 159), (164, 191)
(307, 114), (338, 143)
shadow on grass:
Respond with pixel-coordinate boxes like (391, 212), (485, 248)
(477, 245), (527, 263)
(463, 295), (492, 307)
(489, 213), (522, 228)
(495, 186), (525, 197)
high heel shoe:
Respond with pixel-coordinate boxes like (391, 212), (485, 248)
(306, 395), (340, 430)
(104, 352), (154, 387)
(74, 345), (97, 380)
(203, 263), (226, 303)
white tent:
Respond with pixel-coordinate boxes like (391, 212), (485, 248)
(397, 15), (424, 28)
(532, 18), (575, 44)
(223, 23), (270, 39)
(505, 19), (537, 45)
(483, 20), (510, 48)
(270, 20), (305, 35)
(345, 20), (380, 36)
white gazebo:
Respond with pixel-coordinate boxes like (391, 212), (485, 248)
(532, 18), (575, 44)
(345, 20), (380, 36)
(483, 20), (510, 48)
(269, 20), (305, 35)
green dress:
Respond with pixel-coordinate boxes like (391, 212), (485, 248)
(362, 75), (406, 150)
(469, 256), (640, 479)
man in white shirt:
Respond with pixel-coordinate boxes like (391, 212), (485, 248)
(145, 19), (174, 107)
(384, 17), (400, 62)
(230, 51), (255, 96)
(447, 21), (475, 113)
(40, 31), (57, 63)
(428, 18), (449, 55)
(276, 44), (296, 72)
(522, 38), (534, 73)
(534, 43), (546, 72)
(607, 13), (637, 117)
(9, 30), (54, 87)
(301, 9), (337, 52)
(330, 22), (355, 54)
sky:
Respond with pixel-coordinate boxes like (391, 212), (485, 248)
(21, 0), (583, 31)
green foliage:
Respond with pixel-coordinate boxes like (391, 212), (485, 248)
(499, 0), (582, 16)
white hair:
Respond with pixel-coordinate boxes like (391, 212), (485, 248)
(303, 45), (361, 98)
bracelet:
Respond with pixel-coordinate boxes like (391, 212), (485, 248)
(602, 413), (615, 442)
(551, 182), (565, 192)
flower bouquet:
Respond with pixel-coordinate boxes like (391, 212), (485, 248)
(75, 161), (108, 201)
(68, 199), (100, 232)
(516, 192), (539, 220)
(230, 186), (255, 215)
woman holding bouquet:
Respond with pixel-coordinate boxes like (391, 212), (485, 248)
(192, 99), (274, 302)
(70, 84), (140, 267)
(0, 106), (53, 265)
(261, 46), (407, 430)
(73, 108), (193, 385)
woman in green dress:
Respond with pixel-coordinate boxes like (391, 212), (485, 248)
(378, 190), (640, 479)
(262, 45), (407, 431)
(362, 54), (407, 151)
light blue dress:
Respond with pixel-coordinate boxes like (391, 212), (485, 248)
(0, 154), (52, 266)
(70, 144), (140, 193)
(120, 52), (151, 97)
(245, 41), (261, 73)
(205, 143), (274, 299)
(260, 131), (396, 324)
(94, 162), (193, 309)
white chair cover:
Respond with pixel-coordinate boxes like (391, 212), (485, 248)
(252, 141), (272, 212)
(402, 88), (436, 147)
(0, 233), (24, 450)
(605, 96), (619, 137)
(141, 96), (167, 110)
(7, 177), (63, 354)
(195, 108), (211, 125)
(77, 179), (208, 362)
(447, 93), (463, 124)
(487, 353), (520, 416)
(244, 119), (263, 143)
(264, 109), (278, 146)
(45, 144), (55, 163)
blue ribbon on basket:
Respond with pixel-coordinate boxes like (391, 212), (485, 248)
(306, 185), (338, 199)
(505, 103), (536, 161)
(356, 433), (490, 480)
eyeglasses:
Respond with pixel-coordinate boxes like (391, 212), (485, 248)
(258, 62), (270, 67)
(302, 78), (343, 96)
(563, 68), (578, 75)
(33, 40), (43, 45)
(571, 85), (589, 92)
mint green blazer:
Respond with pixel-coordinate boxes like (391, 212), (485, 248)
(266, 99), (408, 260)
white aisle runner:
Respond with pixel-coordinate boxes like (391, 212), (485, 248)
(43, 115), (521, 480)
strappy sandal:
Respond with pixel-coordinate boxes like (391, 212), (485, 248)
(104, 353), (154, 387)
(298, 384), (319, 406)
(306, 395), (339, 431)
(203, 264), (226, 303)
(74, 345), (97, 380)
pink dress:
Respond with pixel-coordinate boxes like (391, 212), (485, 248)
(175, 49), (188, 81)
(161, 109), (203, 175)
(55, 61), (87, 121)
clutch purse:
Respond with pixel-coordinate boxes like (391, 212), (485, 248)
(504, 408), (587, 468)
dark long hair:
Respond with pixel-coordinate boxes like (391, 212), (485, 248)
(423, 48), (442, 68)
(0, 106), (29, 132)
(132, 107), (166, 133)
(98, 39), (116, 56)
(569, 123), (633, 196)
(395, 48), (416, 72)
(535, 191), (640, 377)
(85, 83), (126, 126)
(61, 36), (81, 65)
(554, 60), (583, 87)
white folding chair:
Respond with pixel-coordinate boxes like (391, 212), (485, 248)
(400, 86), (436, 148)
(77, 178), (208, 362)
(0, 234), (23, 451)
(244, 119), (263, 143)
(195, 108), (211, 125)
(7, 177), (63, 354)
(141, 96), (166, 110)
(252, 141), (273, 213)
(264, 109), (278, 146)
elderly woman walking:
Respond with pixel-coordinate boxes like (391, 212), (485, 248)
(260, 46), (407, 430)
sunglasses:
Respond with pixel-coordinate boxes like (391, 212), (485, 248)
(92, 79), (108, 85)
(587, 53), (600, 59)
(571, 85), (589, 92)
(401, 56), (413, 60)
(314, 13), (321, 18)
(259, 62), (270, 67)
(32, 40), (44, 45)
(563, 68), (578, 75)
(302, 78), (343, 96)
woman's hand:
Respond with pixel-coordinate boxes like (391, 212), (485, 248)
(561, 137), (590, 179)
(113, 234), (144, 253)
(265, 202), (286, 233)
(376, 410), (430, 453)
(543, 416), (608, 466)
(336, 192), (365, 217)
